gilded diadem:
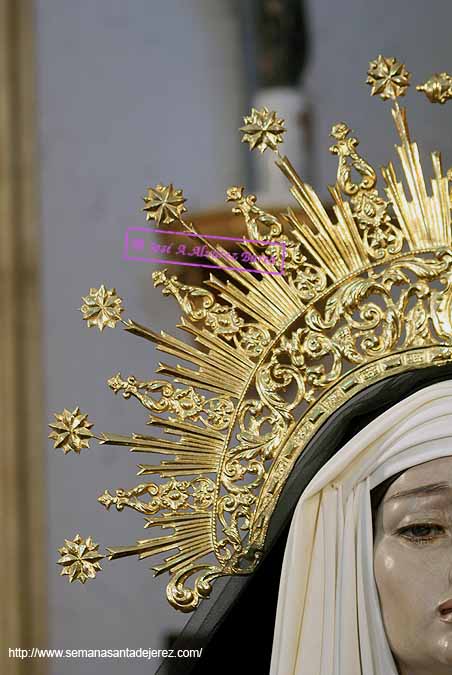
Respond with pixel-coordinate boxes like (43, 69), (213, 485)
(51, 55), (452, 614)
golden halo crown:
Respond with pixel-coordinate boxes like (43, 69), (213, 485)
(51, 57), (452, 611)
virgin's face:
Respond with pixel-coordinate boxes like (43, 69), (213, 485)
(374, 456), (452, 675)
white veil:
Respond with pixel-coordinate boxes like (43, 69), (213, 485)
(270, 380), (452, 675)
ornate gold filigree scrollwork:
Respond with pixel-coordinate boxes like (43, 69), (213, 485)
(152, 268), (244, 338)
(226, 186), (283, 241)
(330, 122), (377, 195)
(330, 122), (403, 260)
(99, 477), (216, 515)
(107, 373), (234, 430)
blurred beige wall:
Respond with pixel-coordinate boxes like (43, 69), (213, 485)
(37, 2), (246, 675)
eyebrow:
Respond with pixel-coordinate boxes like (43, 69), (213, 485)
(385, 482), (452, 502)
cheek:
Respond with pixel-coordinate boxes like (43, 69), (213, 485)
(374, 539), (438, 631)
(374, 541), (404, 606)
(373, 537), (452, 668)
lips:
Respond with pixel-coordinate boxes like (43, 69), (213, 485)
(438, 599), (452, 623)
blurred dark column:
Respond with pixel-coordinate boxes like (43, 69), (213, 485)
(256, 0), (309, 88)
(237, 0), (312, 200)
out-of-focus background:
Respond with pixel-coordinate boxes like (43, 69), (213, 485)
(2, 1), (452, 674)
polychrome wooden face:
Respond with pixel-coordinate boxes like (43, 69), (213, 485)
(374, 457), (452, 675)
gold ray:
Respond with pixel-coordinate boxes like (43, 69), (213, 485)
(147, 416), (225, 441)
(328, 184), (370, 268)
(154, 362), (241, 397)
(391, 105), (432, 247)
(176, 323), (254, 376)
(382, 161), (417, 249)
(430, 151), (450, 246)
(206, 276), (281, 330)
(126, 320), (247, 381)
(201, 242), (301, 326)
(152, 539), (213, 575)
(137, 462), (216, 476)
(99, 433), (221, 472)
(277, 156), (349, 279)
(178, 318), (255, 372)
(107, 512), (212, 573)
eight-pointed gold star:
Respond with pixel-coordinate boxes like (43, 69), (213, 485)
(80, 284), (124, 331)
(143, 183), (187, 226)
(49, 406), (94, 454)
(366, 55), (411, 100)
(240, 107), (286, 153)
(57, 534), (104, 583)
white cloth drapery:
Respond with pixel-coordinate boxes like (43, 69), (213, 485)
(270, 380), (452, 675)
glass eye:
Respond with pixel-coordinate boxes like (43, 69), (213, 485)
(397, 523), (445, 543)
